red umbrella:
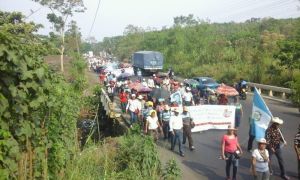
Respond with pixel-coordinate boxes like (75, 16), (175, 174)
(128, 82), (142, 90)
(216, 83), (239, 96)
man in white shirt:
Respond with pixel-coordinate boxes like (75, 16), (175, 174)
(142, 79), (148, 87)
(169, 108), (184, 156)
(126, 94), (142, 127)
(148, 77), (155, 88)
(162, 77), (170, 91)
(183, 87), (194, 106)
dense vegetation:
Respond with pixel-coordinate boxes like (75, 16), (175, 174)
(0, 11), (87, 179)
(65, 126), (180, 180)
(89, 15), (300, 106)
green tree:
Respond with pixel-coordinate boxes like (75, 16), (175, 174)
(33, 0), (85, 72)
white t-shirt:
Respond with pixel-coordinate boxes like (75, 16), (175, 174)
(147, 116), (158, 130)
(142, 81), (148, 87)
(148, 79), (155, 88)
(183, 92), (193, 102)
(252, 149), (269, 172)
(126, 99), (142, 112)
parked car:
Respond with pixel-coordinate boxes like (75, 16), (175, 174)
(183, 79), (199, 88)
(193, 77), (219, 94)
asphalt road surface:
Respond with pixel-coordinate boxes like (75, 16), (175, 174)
(157, 94), (300, 180)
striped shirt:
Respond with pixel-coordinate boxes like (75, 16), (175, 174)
(160, 110), (171, 121)
(294, 131), (300, 147)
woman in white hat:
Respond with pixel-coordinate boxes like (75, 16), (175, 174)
(251, 138), (270, 180)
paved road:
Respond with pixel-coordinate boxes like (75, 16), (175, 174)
(157, 94), (300, 180)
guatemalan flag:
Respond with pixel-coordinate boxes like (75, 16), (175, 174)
(251, 87), (273, 140)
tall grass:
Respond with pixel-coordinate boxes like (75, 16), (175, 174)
(65, 127), (180, 180)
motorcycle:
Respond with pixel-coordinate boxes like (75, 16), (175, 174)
(239, 88), (247, 100)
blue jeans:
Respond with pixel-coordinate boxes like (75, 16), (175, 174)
(171, 129), (183, 154)
(130, 111), (138, 125)
(162, 121), (170, 139)
(225, 152), (239, 179)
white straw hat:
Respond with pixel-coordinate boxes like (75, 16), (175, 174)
(257, 138), (267, 144)
(137, 95), (143, 99)
(272, 117), (283, 125)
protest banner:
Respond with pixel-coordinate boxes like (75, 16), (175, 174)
(186, 105), (236, 132)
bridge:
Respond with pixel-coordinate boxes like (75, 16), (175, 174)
(99, 76), (299, 180)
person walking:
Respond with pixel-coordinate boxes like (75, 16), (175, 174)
(218, 94), (228, 105)
(221, 125), (243, 180)
(156, 98), (165, 122)
(162, 77), (171, 92)
(247, 117), (256, 152)
(148, 77), (155, 88)
(145, 110), (161, 141)
(160, 105), (171, 140)
(182, 87), (194, 106)
(126, 94), (142, 128)
(169, 108), (184, 157)
(294, 124), (300, 179)
(265, 117), (289, 180)
(137, 68), (142, 81)
(233, 97), (243, 128)
(119, 89), (128, 113)
(107, 83), (115, 102)
(181, 106), (195, 151)
(251, 138), (270, 180)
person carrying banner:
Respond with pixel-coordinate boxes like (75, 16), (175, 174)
(221, 125), (243, 180)
(182, 106), (195, 151)
(251, 138), (270, 180)
(265, 117), (289, 180)
(169, 108), (184, 157)
(233, 97), (243, 128)
(294, 124), (300, 179)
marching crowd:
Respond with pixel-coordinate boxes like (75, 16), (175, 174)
(97, 68), (299, 180)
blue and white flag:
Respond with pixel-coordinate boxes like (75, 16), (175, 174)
(251, 87), (273, 140)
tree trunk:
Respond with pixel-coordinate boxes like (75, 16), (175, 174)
(60, 27), (65, 72)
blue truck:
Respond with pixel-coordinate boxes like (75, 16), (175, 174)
(132, 51), (164, 75)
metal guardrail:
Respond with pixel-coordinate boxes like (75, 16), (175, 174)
(247, 82), (292, 99)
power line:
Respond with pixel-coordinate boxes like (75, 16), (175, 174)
(88, 0), (101, 37)
(25, 7), (43, 19)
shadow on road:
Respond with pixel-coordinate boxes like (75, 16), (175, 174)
(182, 160), (224, 179)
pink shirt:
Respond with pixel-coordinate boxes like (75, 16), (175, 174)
(222, 135), (238, 153)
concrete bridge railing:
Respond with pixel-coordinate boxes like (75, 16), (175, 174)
(100, 88), (121, 118)
(247, 82), (292, 100)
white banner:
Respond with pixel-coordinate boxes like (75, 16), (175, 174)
(186, 105), (236, 132)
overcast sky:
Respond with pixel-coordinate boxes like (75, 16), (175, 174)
(0, 0), (299, 41)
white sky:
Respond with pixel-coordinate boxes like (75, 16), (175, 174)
(0, 0), (299, 41)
